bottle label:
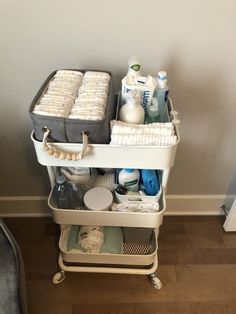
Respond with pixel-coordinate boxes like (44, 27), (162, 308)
(124, 179), (138, 187)
(164, 90), (169, 102)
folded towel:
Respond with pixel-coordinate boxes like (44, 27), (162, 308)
(110, 120), (177, 147)
(101, 226), (123, 254)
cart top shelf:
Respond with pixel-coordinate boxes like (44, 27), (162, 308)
(31, 128), (179, 169)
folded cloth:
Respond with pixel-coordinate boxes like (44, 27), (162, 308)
(110, 120), (177, 147)
(111, 202), (160, 213)
(78, 226), (104, 253)
(101, 226), (123, 254)
(67, 225), (123, 254)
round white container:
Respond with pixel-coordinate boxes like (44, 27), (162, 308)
(84, 187), (113, 211)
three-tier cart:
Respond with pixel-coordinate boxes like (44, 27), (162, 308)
(31, 98), (180, 289)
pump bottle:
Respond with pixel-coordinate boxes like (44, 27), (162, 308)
(155, 71), (169, 122)
(119, 90), (144, 124)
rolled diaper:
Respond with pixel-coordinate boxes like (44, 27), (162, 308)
(67, 225), (123, 254)
(78, 226), (104, 253)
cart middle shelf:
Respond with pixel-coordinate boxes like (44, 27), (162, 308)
(48, 190), (166, 228)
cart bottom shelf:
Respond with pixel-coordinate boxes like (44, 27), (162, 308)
(58, 253), (158, 275)
(59, 225), (158, 266)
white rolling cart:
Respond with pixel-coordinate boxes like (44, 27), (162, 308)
(31, 99), (180, 289)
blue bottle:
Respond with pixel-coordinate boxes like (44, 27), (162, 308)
(140, 169), (160, 196)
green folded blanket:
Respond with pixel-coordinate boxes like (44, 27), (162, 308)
(67, 225), (123, 254)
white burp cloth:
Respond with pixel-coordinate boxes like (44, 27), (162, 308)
(110, 133), (177, 146)
(111, 202), (160, 213)
(110, 120), (177, 147)
(78, 226), (104, 253)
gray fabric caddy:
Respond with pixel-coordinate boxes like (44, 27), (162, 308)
(29, 69), (116, 144)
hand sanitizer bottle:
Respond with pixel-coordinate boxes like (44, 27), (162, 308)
(156, 71), (170, 122)
(119, 90), (145, 124)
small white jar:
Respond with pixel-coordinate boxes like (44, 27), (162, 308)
(83, 187), (113, 211)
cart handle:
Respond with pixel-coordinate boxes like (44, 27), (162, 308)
(42, 128), (89, 161)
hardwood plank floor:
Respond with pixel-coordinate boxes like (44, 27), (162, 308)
(3, 216), (236, 314)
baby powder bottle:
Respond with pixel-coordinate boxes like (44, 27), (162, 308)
(119, 90), (145, 124)
(121, 56), (141, 102)
(118, 169), (140, 192)
(126, 56), (142, 80)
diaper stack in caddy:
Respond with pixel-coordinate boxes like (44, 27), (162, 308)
(33, 70), (110, 121)
(30, 69), (116, 144)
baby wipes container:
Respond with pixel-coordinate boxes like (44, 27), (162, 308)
(84, 187), (113, 211)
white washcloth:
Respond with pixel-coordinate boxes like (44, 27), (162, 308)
(110, 120), (177, 147)
(78, 226), (104, 253)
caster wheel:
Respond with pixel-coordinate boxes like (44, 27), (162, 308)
(52, 271), (66, 284)
(149, 276), (162, 289)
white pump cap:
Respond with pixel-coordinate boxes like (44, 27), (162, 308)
(157, 71), (167, 88)
(127, 89), (142, 106)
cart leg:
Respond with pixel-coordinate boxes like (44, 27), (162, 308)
(162, 169), (170, 193)
(148, 272), (162, 289)
(52, 270), (66, 285)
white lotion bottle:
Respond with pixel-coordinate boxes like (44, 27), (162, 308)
(118, 169), (140, 192)
(119, 90), (145, 124)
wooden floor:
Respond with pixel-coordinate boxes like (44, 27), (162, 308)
(3, 216), (236, 314)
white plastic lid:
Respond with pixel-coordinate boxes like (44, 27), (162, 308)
(158, 71), (167, 80)
(84, 187), (113, 211)
(56, 175), (66, 184)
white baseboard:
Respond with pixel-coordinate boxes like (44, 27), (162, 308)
(0, 196), (50, 217)
(0, 195), (235, 217)
(165, 195), (235, 216)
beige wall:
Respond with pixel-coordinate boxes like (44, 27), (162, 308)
(0, 0), (235, 197)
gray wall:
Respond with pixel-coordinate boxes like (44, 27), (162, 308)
(0, 0), (235, 197)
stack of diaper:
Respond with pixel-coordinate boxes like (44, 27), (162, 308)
(110, 120), (177, 147)
(69, 71), (110, 120)
(33, 70), (83, 118)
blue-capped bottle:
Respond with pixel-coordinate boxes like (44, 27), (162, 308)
(155, 71), (170, 122)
